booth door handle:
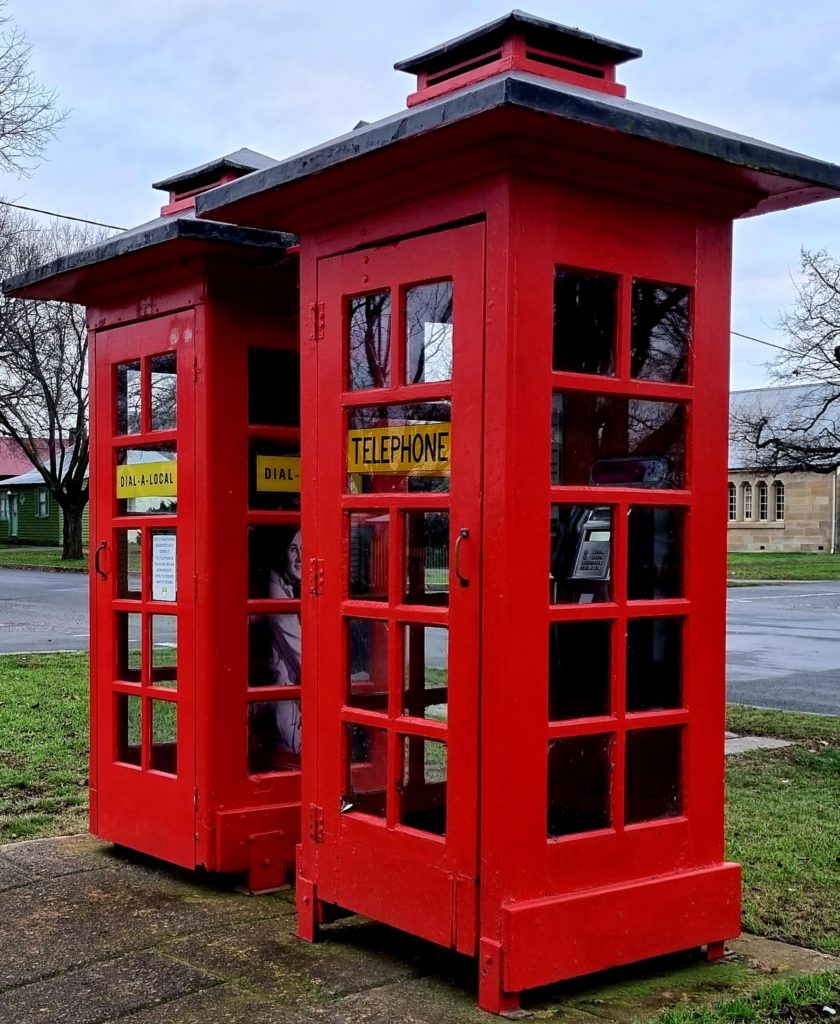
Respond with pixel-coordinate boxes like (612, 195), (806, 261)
(94, 541), (107, 581)
(454, 528), (470, 588)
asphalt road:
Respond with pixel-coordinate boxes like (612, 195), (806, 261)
(1, 569), (838, 714)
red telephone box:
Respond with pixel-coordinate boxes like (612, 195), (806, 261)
(196, 13), (840, 1012)
(6, 150), (304, 890)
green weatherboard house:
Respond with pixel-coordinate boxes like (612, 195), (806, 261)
(0, 467), (89, 546)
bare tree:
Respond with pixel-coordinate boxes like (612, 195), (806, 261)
(731, 249), (840, 472)
(0, 2), (65, 177)
(0, 209), (101, 558)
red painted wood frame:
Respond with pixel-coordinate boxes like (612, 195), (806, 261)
(93, 311), (197, 866)
(299, 224), (485, 951)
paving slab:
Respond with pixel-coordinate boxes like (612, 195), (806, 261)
(725, 735), (792, 755)
(1, 834), (838, 1024)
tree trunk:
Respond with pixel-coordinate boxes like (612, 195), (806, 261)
(62, 502), (85, 560)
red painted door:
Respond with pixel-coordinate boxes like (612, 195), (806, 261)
(92, 312), (197, 867)
(311, 224), (485, 951)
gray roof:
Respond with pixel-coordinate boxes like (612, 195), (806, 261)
(197, 68), (840, 224)
(729, 384), (840, 470)
(152, 147), (280, 192)
(3, 464), (87, 488)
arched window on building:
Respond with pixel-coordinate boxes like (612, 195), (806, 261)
(742, 481), (753, 520)
(728, 482), (737, 521)
(773, 480), (785, 521)
(757, 480), (769, 521)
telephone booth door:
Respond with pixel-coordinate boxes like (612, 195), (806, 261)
(92, 311), (197, 867)
(306, 224), (484, 950)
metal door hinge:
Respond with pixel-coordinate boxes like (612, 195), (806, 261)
(309, 557), (325, 596)
(309, 301), (325, 341)
(309, 803), (325, 843)
(193, 788), (199, 813)
(193, 356), (198, 382)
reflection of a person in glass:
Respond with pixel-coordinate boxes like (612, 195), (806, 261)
(268, 529), (302, 754)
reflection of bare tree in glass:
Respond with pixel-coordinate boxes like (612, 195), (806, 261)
(631, 284), (690, 383)
(406, 281), (453, 384)
(150, 353), (177, 431)
(349, 293), (391, 390)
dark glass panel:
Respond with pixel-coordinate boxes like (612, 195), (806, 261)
(115, 361), (141, 435)
(405, 280), (453, 384)
(342, 723), (387, 818)
(115, 694), (141, 766)
(248, 348), (300, 426)
(399, 735), (447, 836)
(248, 699), (301, 773)
(347, 618), (389, 714)
(150, 353), (177, 431)
(405, 510), (449, 605)
(549, 621), (611, 720)
(552, 394), (685, 488)
(349, 511), (389, 601)
(553, 268), (617, 375)
(625, 727), (683, 823)
(403, 625), (448, 723)
(248, 525), (302, 600)
(150, 700), (177, 774)
(348, 291), (391, 390)
(547, 734), (612, 837)
(631, 282), (690, 383)
(248, 612), (302, 686)
(550, 505), (612, 604)
(626, 617), (682, 711)
(627, 507), (684, 600)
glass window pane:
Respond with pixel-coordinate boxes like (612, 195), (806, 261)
(631, 282), (690, 383)
(548, 734), (612, 837)
(625, 727), (683, 824)
(248, 525), (302, 599)
(248, 612), (302, 687)
(248, 348), (300, 426)
(627, 507), (684, 600)
(343, 723), (387, 818)
(150, 615), (177, 690)
(347, 402), (451, 494)
(553, 268), (617, 375)
(403, 625), (448, 723)
(405, 280), (453, 384)
(550, 505), (612, 604)
(116, 612), (142, 683)
(150, 700), (177, 774)
(348, 291), (391, 390)
(399, 735), (447, 836)
(405, 511), (449, 605)
(349, 511), (389, 601)
(249, 439), (301, 511)
(150, 353), (177, 431)
(116, 694), (141, 766)
(552, 394), (685, 488)
(116, 445), (177, 516)
(347, 618), (389, 714)
(116, 529), (142, 599)
(626, 617), (682, 712)
(116, 360), (141, 435)
(549, 621), (611, 720)
(248, 700), (301, 774)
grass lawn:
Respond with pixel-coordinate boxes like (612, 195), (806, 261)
(657, 971), (839, 1024)
(726, 706), (839, 956)
(727, 552), (839, 581)
(0, 652), (89, 843)
(0, 545), (87, 571)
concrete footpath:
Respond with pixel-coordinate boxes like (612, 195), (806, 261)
(1, 836), (838, 1024)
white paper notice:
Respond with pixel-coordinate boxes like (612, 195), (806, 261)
(152, 533), (177, 602)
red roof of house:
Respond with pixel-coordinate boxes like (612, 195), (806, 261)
(0, 438), (49, 478)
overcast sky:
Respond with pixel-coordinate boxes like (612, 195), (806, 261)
(6, 0), (840, 390)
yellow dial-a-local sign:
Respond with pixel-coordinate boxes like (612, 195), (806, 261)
(347, 423), (451, 475)
(116, 461), (177, 498)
